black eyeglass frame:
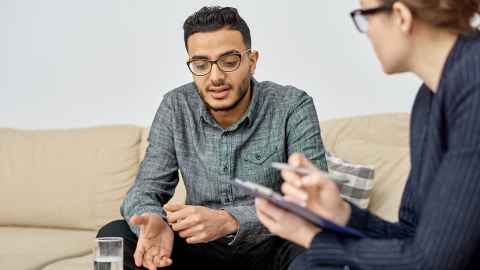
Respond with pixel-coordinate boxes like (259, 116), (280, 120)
(186, 49), (251, 76)
(350, 3), (394, 33)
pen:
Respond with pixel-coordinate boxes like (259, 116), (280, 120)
(271, 162), (349, 184)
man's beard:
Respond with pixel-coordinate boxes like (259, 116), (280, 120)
(199, 78), (251, 112)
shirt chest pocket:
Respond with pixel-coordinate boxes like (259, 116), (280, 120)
(239, 145), (283, 187)
(243, 145), (280, 165)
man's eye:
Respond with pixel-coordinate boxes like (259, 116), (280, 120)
(221, 61), (239, 68)
(193, 62), (209, 70)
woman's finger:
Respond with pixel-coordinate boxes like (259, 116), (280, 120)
(281, 182), (308, 201)
(281, 169), (303, 187)
(255, 199), (278, 230)
(301, 172), (331, 188)
(284, 195), (307, 207)
(288, 153), (316, 170)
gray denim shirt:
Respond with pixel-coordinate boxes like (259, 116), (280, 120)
(121, 79), (327, 248)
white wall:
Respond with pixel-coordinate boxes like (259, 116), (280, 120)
(1, 0), (421, 129)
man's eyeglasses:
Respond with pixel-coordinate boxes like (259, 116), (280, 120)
(350, 3), (393, 33)
(187, 49), (251, 76)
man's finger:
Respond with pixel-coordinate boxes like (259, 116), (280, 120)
(159, 246), (173, 261)
(167, 206), (193, 224)
(186, 233), (208, 244)
(154, 256), (173, 267)
(178, 223), (204, 238)
(130, 215), (148, 226)
(143, 257), (157, 270)
(171, 215), (201, 232)
(164, 203), (186, 212)
(133, 240), (145, 267)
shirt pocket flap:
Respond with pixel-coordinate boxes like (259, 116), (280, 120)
(243, 145), (279, 165)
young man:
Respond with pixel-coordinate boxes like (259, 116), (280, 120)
(97, 6), (327, 270)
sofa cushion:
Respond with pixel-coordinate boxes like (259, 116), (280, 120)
(326, 152), (375, 209)
(0, 125), (143, 230)
(0, 226), (95, 270)
(42, 254), (92, 270)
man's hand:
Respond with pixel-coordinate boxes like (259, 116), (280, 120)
(130, 213), (174, 270)
(165, 203), (239, 244)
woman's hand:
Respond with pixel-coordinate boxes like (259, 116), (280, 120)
(255, 197), (321, 248)
(281, 153), (351, 227)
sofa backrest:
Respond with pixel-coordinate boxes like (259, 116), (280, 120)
(0, 113), (410, 231)
(0, 125), (144, 230)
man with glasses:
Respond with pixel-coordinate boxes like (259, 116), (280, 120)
(97, 6), (328, 270)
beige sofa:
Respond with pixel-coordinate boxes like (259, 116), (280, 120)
(0, 113), (410, 270)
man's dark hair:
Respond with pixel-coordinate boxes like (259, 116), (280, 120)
(183, 6), (251, 50)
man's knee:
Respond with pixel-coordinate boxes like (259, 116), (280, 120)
(97, 220), (131, 238)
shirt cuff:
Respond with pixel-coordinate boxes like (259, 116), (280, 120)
(222, 205), (271, 245)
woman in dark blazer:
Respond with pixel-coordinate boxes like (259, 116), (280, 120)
(255, 0), (480, 269)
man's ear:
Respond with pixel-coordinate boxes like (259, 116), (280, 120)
(393, 1), (414, 34)
(248, 50), (259, 75)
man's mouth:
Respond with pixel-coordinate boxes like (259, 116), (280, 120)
(208, 85), (231, 99)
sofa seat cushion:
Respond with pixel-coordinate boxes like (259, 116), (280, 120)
(42, 254), (92, 270)
(0, 226), (95, 270)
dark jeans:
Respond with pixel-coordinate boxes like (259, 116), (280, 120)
(97, 220), (305, 270)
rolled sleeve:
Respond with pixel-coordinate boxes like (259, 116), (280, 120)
(120, 94), (179, 236)
(223, 205), (271, 245)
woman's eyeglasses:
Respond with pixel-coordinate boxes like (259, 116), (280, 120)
(350, 3), (394, 33)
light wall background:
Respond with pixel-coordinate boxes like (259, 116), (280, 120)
(1, 0), (421, 129)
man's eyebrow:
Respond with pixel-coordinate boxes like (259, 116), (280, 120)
(190, 55), (209, 60)
(190, 50), (241, 60)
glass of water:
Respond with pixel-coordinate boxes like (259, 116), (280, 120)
(94, 237), (123, 270)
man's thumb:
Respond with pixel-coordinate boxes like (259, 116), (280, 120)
(164, 203), (185, 212)
(130, 215), (148, 226)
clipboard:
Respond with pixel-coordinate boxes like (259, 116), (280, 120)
(232, 178), (367, 238)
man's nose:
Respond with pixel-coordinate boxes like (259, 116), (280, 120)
(209, 63), (226, 82)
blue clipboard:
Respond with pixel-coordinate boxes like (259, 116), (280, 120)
(232, 178), (367, 238)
